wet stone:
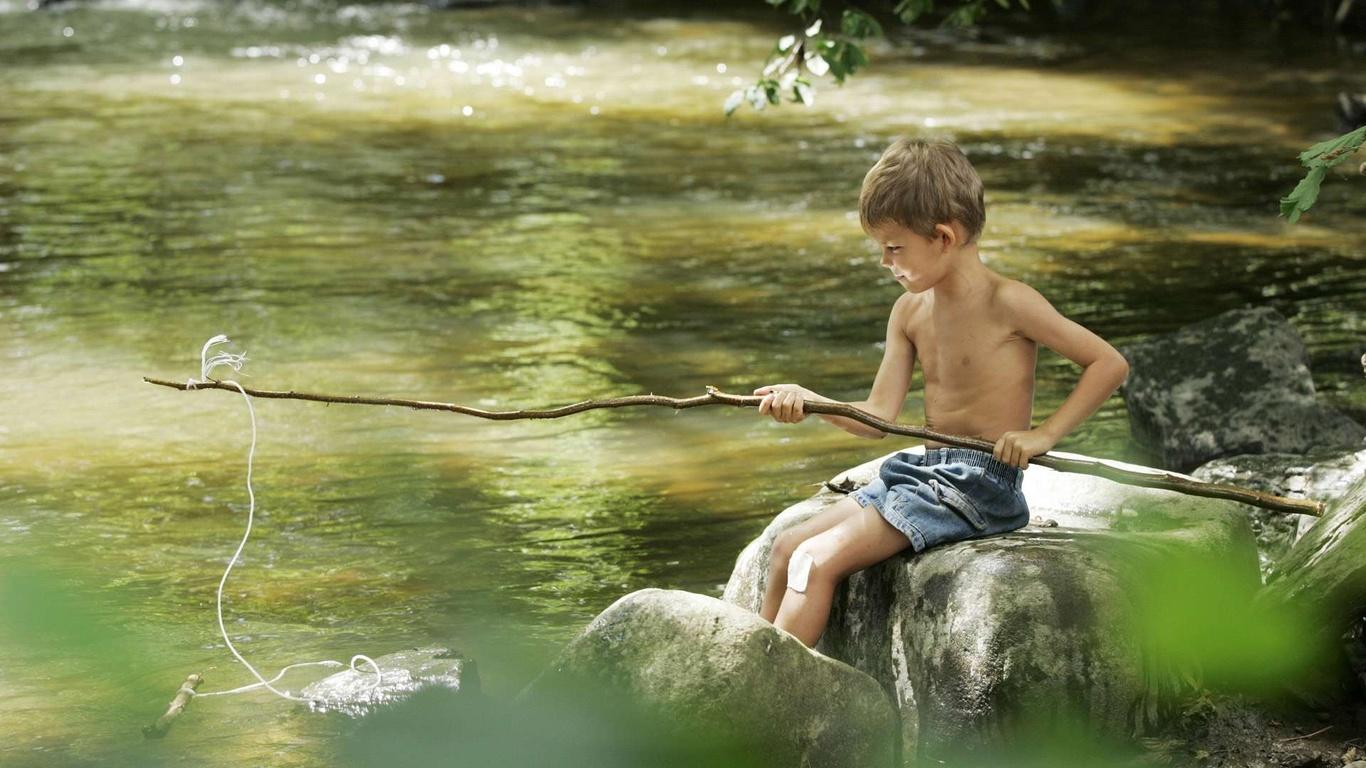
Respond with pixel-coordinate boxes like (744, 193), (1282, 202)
(515, 588), (901, 768)
(1118, 307), (1365, 473)
(1262, 454), (1366, 640)
(300, 646), (478, 717)
(1192, 447), (1366, 580)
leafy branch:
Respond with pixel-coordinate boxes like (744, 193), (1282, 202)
(733, 1), (1364, 222)
(1279, 125), (1366, 224)
(726, 0), (1035, 116)
(725, 5), (880, 115)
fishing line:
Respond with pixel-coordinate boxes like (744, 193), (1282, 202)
(184, 335), (381, 703)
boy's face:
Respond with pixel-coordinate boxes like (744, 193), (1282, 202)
(865, 220), (948, 294)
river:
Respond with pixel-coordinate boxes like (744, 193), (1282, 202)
(1, 1), (1362, 764)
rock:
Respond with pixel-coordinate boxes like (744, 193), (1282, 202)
(1117, 307), (1364, 473)
(300, 646), (478, 717)
(1191, 448), (1366, 580)
(516, 588), (900, 768)
(1262, 455), (1366, 640)
(724, 445), (1259, 764)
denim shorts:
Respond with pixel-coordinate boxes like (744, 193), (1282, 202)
(850, 447), (1030, 553)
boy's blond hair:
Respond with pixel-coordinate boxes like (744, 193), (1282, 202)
(859, 138), (985, 243)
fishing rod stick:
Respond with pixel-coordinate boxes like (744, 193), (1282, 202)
(143, 376), (1324, 517)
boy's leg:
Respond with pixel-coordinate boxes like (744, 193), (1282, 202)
(773, 501), (912, 648)
(758, 495), (862, 623)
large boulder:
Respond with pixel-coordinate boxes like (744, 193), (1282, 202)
(1117, 307), (1364, 473)
(724, 446), (1259, 765)
(516, 588), (901, 768)
(1192, 448), (1366, 580)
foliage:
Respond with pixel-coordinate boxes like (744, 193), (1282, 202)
(1124, 547), (1328, 698)
(341, 684), (777, 768)
(725, 0), (1035, 116)
(733, 0), (1363, 221)
(1279, 125), (1365, 224)
(896, 0), (1032, 27)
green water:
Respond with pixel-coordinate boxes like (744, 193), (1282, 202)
(1, 1), (1363, 764)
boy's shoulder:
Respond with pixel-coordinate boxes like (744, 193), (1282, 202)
(891, 271), (1052, 345)
(989, 273), (1043, 310)
(888, 288), (925, 329)
(895, 271), (1041, 316)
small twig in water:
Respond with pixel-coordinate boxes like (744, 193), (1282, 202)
(143, 673), (202, 739)
(1277, 724), (1333, 743)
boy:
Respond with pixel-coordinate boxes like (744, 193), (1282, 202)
(752, 138), (1129, 649)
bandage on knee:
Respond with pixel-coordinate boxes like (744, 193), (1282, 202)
(787, 550), (815, 593)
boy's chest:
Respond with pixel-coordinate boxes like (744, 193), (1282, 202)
(906, 310), (1034, 384)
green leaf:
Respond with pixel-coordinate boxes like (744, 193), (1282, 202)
(1279, 165), (1327, 223)
(894, 0), (934, 23)
(844, 41), (869, 70)
(1297, 125), (1366, 168)
(840, 8), (883, 39)
(833, 45), (869, 83)
(765, 88), (782, 106)
(943, 1), (987, 28)
(1280, 126), (1364, 223)
(723, 89), (745, 116)
(804, 50), (830, 76)
(746, 85), (768, 111)
(762, 52), (787, 77)
(825, 43), (848, 82)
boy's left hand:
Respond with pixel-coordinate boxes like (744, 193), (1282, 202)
(992, 428), (1056, 470)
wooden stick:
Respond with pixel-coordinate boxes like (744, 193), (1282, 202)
(1276, 724), (1332, 743)
(143, 673), (202, 739)
(143, 377), (1325, 517)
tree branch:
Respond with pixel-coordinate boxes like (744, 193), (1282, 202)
(143, 377), (1324, 517)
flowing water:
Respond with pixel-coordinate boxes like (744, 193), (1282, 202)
(1, 1), (1362, 764)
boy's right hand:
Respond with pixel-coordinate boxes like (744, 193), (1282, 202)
(753, 384), (821, 424)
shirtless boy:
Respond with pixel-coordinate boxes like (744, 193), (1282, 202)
(752, 138), (1130, 649)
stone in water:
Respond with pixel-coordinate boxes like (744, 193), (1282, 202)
(300, 647), (478, 717)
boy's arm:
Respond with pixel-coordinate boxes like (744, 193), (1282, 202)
(757, 296), (916, 438)
(819, 294), (917, 439)
(994, 282), (1129, 468)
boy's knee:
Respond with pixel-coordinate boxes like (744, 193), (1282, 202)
(770, 529), (803, 566)
(787, 539), (837, 591)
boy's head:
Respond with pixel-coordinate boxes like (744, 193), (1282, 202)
(859, 138), (985, 245)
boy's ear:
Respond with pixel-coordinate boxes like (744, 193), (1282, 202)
(934, 222), (958, 248)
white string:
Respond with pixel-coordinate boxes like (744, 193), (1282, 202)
(186, 335), (381, 702)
